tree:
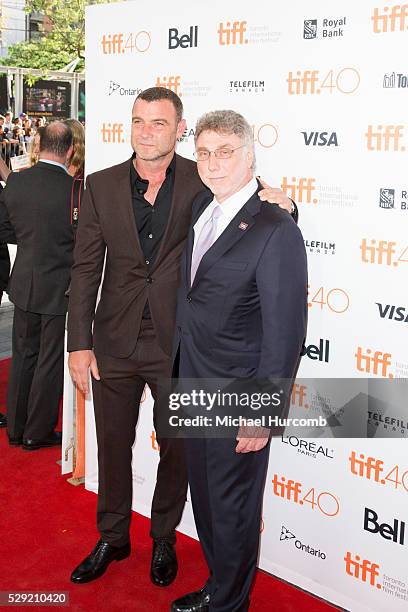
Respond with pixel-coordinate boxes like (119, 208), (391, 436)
(3, 0), (117, 72)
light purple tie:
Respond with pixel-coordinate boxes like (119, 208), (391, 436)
(191, 205), (222, 284)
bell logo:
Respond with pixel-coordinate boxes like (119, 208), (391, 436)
(281, 177), (317, 204)
(372, 5), (408, 33)
(355, 347), (393, 378)
(360, 239), (397, 265)
(344, 552), (381, 589)
(365, 125), (405, 151)
(169, 26), (198, 49)
(364, 507), (405, 545)
(101, 123), (124, 144)
(218, 21), (248, 45)
(301, 339), (330, 362)
(155, 76), (182, 95)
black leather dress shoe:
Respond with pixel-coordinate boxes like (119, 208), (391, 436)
(171, 588), (210, 611)
(151, 539), (178, 586)
(71, 539), (131, 584)
(8, 435), (22, 446)
(22, 431), (62, 450)
(0, 412), (7, 428)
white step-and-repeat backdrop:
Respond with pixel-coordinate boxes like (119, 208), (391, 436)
(63, 2), (408, 610)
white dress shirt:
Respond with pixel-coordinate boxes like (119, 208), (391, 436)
(192, 177), (258, 257)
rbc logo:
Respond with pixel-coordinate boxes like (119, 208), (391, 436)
(168, 26), (198, 49)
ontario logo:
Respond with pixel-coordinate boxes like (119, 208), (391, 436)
(280, 525), (327, 559)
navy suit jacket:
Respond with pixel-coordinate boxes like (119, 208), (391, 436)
(175, 182), (308, 387)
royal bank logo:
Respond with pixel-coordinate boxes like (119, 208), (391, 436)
(303, 20), (318, 39)
(228, 80), (265, 93)
(280, 526), (327, 559)
(304, 17), (347, 39)
(379, 188), (408, 211)
(383, 72), (408, 88)
(379, 188), (395, 209)
(108, 81), (142, 97)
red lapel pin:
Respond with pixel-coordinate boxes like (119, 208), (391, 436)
(239, 221), (248, 231)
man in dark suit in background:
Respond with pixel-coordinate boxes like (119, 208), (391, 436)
(171, 111), (307, 612)
(67, 87), (296, 588)
(0, 179), (10, 429)
(0, 122), (73, 449)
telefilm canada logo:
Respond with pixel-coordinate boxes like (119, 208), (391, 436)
(303, 16), (347, 39)
(280, 526), (327, 559)
(379, 188), (408, 211)
(228, 80), (265, 93)
(108, 81), (142, 97)
(304, 239), (336, 255)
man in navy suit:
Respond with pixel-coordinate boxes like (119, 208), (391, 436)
(171, 111), (307, 612)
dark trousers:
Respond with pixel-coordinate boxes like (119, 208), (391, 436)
(184, 437), (271, 612)
(93, 320), (188, 547)
(7, 305), (65, 440)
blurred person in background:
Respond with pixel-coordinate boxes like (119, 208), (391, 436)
(0, 174), (10, 429)
(0, 121), (74, 450)
(64, 119), (85, 231)
(4, 112), (12, 132)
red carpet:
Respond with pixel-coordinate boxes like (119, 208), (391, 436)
(0, 358), (338, 611)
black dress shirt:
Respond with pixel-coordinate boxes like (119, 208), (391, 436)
(130, 155), (176, 318)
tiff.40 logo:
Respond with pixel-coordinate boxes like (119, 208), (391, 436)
(272, 474), (339, 517)
(365, 125), (406, 151)
(100, 31), (151, 54)
(287, 68), (359, 95)
(349, 451), (408, 494)
(360, 238), (408, 267)
(372, 4), (408, 33)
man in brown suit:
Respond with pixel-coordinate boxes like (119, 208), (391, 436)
(67, 87), (295, 586)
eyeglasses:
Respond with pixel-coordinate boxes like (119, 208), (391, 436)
(193, 144), (246, 161)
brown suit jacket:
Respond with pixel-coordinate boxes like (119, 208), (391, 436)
(67, 154), (205, 357)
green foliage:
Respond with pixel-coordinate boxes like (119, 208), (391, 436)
(3, 0), (117, 72)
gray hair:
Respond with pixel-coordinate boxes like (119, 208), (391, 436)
(194, 110), (255, 168)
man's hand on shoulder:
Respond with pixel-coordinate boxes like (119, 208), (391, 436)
(257, 177), (294, 214)
(68, 349), (100, 395)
